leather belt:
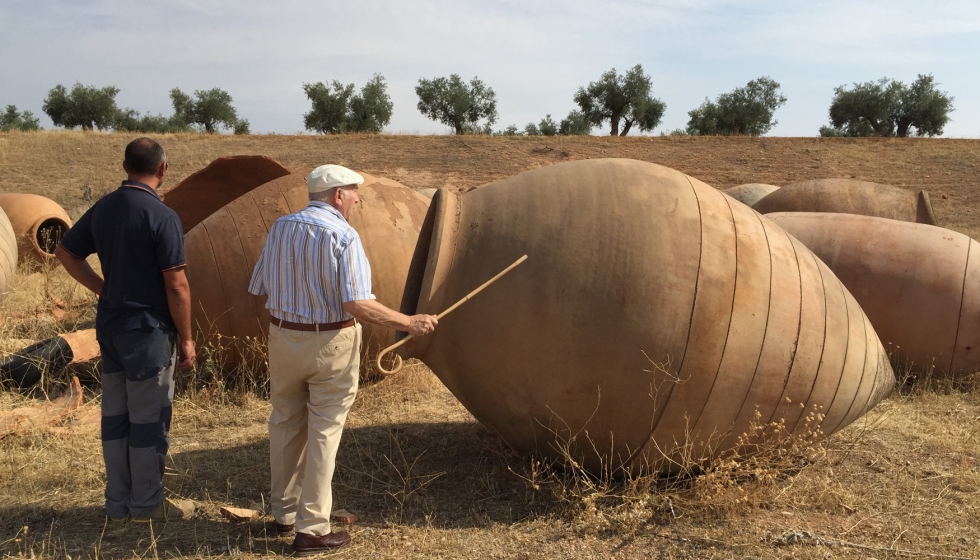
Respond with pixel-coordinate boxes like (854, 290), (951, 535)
(272, 318), (356, 332)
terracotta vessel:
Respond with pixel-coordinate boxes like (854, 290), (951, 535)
(163, 155), (293, 233)
(182, 171), (430, 376)
(767, 212), (979, 376)
(0, 206), (16, 301)
(723, 183), (779, 207)
(752, 178), (937, 225)
(399, 159), (894, 473)
(0, 194), (72, 264)
(0, 329), (99, 388)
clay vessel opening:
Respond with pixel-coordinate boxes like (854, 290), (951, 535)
(398, 189), (441, 328)
(36, 217), (70, 255)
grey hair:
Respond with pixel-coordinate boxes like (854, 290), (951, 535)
(309, 187), (341, 202)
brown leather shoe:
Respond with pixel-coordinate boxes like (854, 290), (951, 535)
(274, 522), (295, 536)
(292, 531), (350, 556)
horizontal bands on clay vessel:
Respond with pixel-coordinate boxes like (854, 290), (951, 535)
(768, 212), (979, 377)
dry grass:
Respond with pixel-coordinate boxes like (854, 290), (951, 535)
(2, 132), (980, 558)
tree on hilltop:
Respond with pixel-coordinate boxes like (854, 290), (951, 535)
(574, 65), (665, 136)
(525, 114), (558, 136)
(43, 83), (120, 131)
(1, 105), (41, 131)
(559, 110), (591, 135)
(416, 74), (497, 135)
(114, 106), (192, 134)
(686, 77), (786, 136)
(496, 110), (590, 136)
(820, 74), (953, 137)
(171, 87), (249, 134)
(303, 74), (393, 134)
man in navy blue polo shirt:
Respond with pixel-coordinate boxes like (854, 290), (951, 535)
(56, 137), (196, 523)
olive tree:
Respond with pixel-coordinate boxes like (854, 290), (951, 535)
(686, 77), (786, 136)
(573, 65), (665, 136)
(0, 105), (41, 131)
(170, 87), (248, 134)
(820, 74), (953, 137)
(303, 74), (393, 134)
(524, 114), (558, 136)
(42, 83), (120, 131)
(559, 110), (591, 135)
(415, 74), (497, 134)
(114, 107), (192, 133)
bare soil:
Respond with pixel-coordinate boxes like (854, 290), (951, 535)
(2, 132), (980, 559)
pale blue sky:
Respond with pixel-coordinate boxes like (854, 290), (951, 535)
(1, 0), (977, 136)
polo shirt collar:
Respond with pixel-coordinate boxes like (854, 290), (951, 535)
(308, 200), (346, 221)
(120, 180), (161, 200)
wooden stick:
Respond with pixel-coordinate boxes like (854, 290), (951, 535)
(375, 255), (528, 375)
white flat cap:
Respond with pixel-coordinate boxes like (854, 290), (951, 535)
(307, 164), (364, 193)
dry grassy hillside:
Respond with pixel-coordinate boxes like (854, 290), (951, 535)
(1, 131), (978, 236)
(2, 132), (980, 559)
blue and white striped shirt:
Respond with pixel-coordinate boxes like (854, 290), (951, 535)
(248, 201), (375, 323)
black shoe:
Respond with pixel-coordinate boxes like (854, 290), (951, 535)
(292, 531), (351, 556)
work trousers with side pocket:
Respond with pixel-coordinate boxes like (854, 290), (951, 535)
(98, 326), (176, 519)
(268, 322), (361, 536)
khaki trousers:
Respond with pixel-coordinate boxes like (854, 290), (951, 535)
(268, 322), (361, 536)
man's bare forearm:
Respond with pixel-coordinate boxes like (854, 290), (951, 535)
(343, 299), (411, 330)
(343, 299), (439, 338)
(55, 245), (104, 296)
(163, 268), (193, 343)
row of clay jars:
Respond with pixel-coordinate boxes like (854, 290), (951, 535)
(177, 169), (430, 377)
(0, 193), (72, 265)
(0, 206), (16, 301)
(724, 177), (975, 376)
(399, 158), (894, 473)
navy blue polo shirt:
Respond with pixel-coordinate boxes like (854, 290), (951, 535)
(60, 180), (185, 337)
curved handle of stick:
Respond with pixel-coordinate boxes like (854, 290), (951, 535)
(375, 254), (529, 375)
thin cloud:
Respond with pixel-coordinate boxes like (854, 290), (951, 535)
(0, 0), (976, 136)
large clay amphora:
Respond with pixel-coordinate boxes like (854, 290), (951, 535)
(183, 171), (430, 377)
(400, 159), (895, 473)
(723, 183), (779, 206)
(0, 206), (17, 301)
(752, 178), (937, 225)
(0, 194), (72, 265)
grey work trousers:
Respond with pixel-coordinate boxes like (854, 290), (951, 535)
(98, 327), (176, 519)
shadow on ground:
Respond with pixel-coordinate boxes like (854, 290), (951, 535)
(0, 421), (555, 558)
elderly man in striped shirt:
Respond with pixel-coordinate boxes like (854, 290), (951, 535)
(248, 164), (438, 555)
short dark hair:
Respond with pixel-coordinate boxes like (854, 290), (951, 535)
(124, 137), (166, 176)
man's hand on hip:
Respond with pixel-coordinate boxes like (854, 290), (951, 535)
(178, 339), (196, 370)
(406, 315), (438, 337)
